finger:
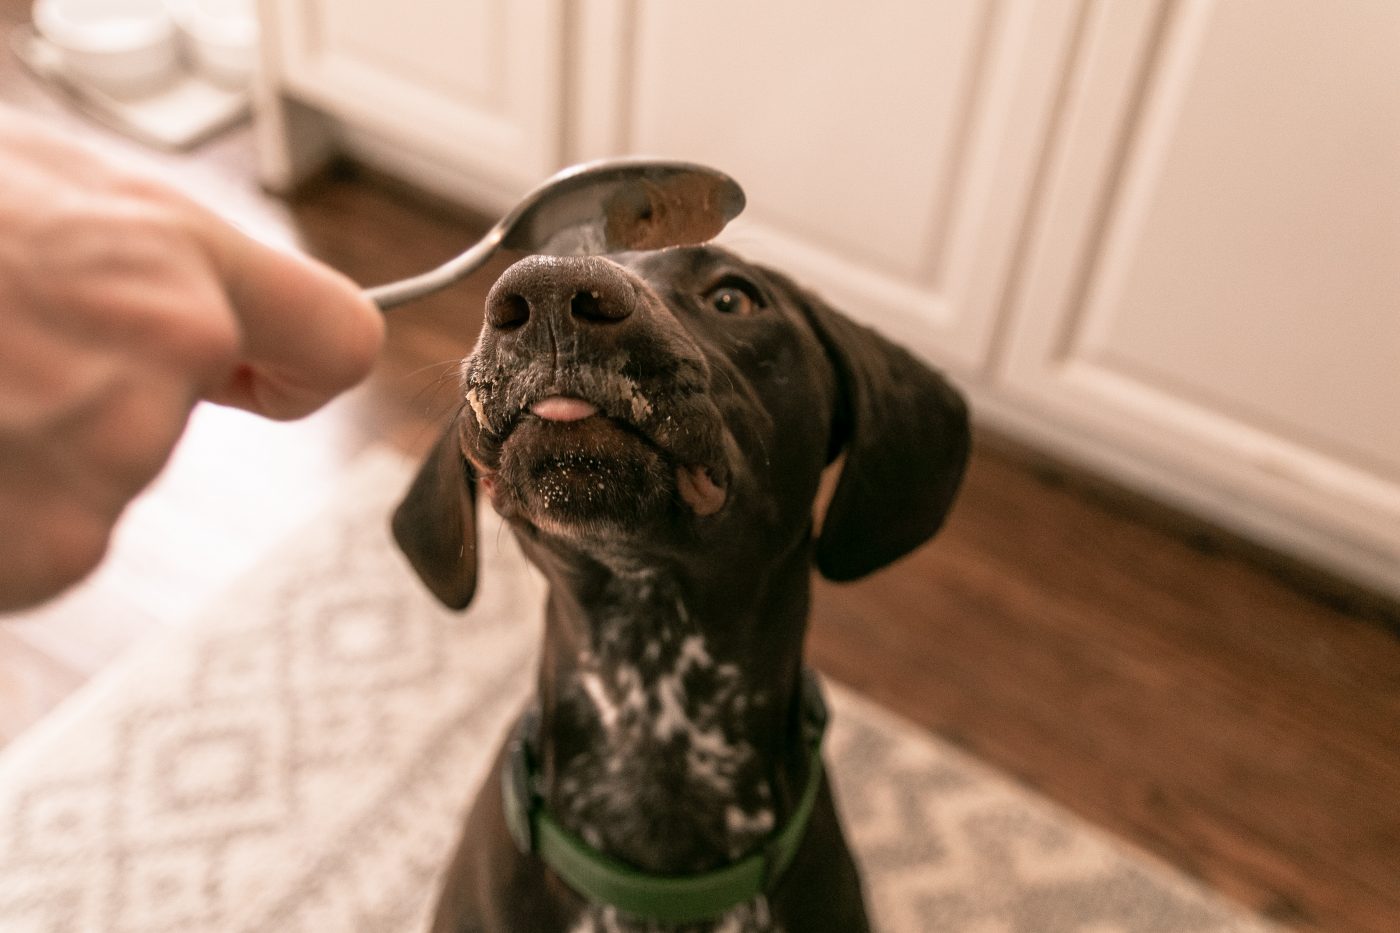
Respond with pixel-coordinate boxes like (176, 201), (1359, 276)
(0, 490), (110, 611)
(200, 221), (384, 419)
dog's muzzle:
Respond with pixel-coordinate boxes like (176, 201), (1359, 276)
(460, 256), (730, 525)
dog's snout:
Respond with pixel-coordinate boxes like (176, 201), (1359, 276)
(485, 255), (638, 333)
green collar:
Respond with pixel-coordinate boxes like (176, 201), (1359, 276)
(502, 670), (829, 925)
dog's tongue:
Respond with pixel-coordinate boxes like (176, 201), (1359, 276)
(676, 465), (726, 516)
(531, 396), (599, 422)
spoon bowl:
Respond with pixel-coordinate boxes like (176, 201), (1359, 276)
(366, 158), (746, 311)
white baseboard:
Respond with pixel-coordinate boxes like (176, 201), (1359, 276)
(965, 383), (1400, 601)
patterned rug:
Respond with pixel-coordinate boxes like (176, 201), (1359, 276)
(0, 450), (1274, 932)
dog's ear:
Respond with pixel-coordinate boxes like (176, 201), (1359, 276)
(392, 420), (479, 609)
(801, 294), (971, 581)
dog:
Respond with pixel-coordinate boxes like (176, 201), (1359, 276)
(393, 245), (970, 932)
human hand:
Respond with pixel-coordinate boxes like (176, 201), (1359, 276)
(0, 108), (384, 610)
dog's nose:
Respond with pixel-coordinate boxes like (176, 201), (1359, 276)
(485, 255), (638, 332)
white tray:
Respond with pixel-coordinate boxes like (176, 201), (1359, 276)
(10, 24), (249, 151)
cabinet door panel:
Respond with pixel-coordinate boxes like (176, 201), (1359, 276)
(579, 0), (1081, 371)
(633, 4), (981, 281)
(273, 0), (563, 194)
(1000, 0), (1400, 591)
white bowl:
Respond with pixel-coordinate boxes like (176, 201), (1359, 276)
(33, 0), (179, 97)
(166, 0), (257, 88)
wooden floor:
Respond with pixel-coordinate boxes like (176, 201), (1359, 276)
(3, 9), (1399, 928)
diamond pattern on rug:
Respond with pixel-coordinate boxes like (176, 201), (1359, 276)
(0, 449), (1274, 932)
(827, 697), (1268, 931)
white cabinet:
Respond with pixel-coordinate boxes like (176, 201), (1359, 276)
(256, 0), (564, 209)
(572, 1), (1078, 373)
(253, 0), (1400, 596)
(995, 0), (1400, 593)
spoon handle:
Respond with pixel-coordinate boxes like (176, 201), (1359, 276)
(365, 235), (501, 311)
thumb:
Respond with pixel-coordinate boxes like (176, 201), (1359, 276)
(204, 221), (384, 420)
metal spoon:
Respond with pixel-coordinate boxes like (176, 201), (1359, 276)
(365, 157), (746, 311)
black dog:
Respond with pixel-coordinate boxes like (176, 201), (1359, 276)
(393, 245), (969, 932)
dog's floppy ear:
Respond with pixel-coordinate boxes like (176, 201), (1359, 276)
(801, 294), (970, 581)
(392, 420), (479, 609)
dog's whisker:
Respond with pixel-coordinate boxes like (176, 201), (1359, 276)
(405, 357), (466, 382)
(402, 367), (471, 420)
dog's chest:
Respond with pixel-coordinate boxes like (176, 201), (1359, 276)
(553, 571), (777, 868)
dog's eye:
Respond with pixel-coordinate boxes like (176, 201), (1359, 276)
(704, 278), (762, 316)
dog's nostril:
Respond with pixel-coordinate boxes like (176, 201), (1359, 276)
(488, 293), (531, 330)
(570, 289), (629, 323)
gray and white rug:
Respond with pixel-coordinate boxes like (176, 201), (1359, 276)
(0, 450), (1274, 932)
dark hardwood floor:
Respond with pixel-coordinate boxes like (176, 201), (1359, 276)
(809, 439), (1400, 932)
(2, 5), (1398, 928)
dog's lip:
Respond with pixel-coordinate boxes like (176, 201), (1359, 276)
(471, 384), (733, 514)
